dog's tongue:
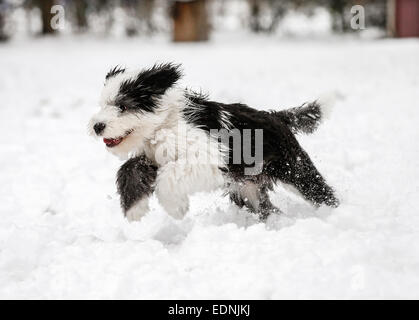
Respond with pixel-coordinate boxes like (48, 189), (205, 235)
(103, 138), (116, 144)
(103, 137), (122, 147)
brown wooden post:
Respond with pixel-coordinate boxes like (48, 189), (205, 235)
(0, 0), (7, 41)
(74, 0), (88, 31)
(173, 0), (209, 42)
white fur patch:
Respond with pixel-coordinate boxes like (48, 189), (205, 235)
(89, 82), (228, 220)
(219, 109), (233, 129)
(145, 90), (227, 219)
(155, 160), (225, 219)
(126, 197), (150, 222)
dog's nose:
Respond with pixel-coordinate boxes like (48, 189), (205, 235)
(93, 122), (106, 135)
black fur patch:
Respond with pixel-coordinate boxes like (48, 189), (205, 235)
(183, 91), (225, 131)
(116, 155), (157, 213)
(183, 92), (339, 211)
(115, 63), (182, 113)
(106, 65), (126, 80)
(275, 101), (323, 134)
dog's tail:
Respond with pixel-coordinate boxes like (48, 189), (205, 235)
(274, 94), (336, 135)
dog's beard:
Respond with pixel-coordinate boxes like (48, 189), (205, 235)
(89, 106), (148, 157)
(105, 129), (146, 159)
(90, 87), (182, 159)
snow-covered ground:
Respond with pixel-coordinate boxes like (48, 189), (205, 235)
(1, 34), (419, 299)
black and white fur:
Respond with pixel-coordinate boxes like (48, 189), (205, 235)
(89, 63), (339, 222)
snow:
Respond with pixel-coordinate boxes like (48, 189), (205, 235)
(1, 34), (419, 299)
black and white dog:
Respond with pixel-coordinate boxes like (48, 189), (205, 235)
(89, 63), (339, 222)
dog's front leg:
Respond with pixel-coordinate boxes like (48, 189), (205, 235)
(116, 155), (157, 222)
(155, 161), (225, 219)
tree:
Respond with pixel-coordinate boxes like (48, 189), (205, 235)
(247, 0), (292, 33)
(34, 0), (57, 34)
(328, 0), (351, 32)
(322, 0), (387, 33)
(73, 0), (88, 31)
(0, 0), (8, 41)
(91, 0), (114, 35)
(137, 0), (156, 35)
(122, 0), (156, 36)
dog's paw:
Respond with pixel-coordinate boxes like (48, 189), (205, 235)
(163, 198), (189, 220)
(125, 198), (150, 222)
(126, 209), (144, 222)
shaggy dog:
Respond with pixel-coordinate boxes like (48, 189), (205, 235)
(89, 63), (339, 222)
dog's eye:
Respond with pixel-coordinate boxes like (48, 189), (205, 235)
(119, 105), (127, 113)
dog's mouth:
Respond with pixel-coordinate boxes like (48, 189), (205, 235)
(103, 130), (133, 148)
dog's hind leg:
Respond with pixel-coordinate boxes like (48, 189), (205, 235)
(228, 177), (280, 220)
(116, 155), (157, 222)
(259, 184), (281, 219)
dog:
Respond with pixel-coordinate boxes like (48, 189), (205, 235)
(89, 63), (339, 222)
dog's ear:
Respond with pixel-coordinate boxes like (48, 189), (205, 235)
(138, 63), (182, 94)
(116, 63), (182, 112)
(106, 65), (126, 80)
(129, 63), (182, 95)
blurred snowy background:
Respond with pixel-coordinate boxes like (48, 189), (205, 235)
(1, 0), (419, 299)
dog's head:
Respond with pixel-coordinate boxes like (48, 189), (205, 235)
(89, 63), (182, 158)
